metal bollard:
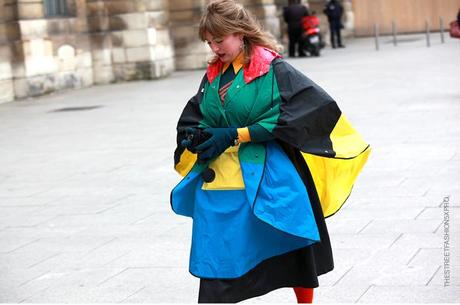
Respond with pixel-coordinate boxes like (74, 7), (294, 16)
(425, 20), (431, 47)
(392, 21), (397, 46)
(374, 24), (379, 51)
(440, 17), (445, 44)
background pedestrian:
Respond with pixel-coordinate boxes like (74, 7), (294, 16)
(283, 0), (309, 57)
(323, 0), (345, 48)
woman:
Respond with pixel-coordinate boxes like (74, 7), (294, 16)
(171, 0), (370, 303)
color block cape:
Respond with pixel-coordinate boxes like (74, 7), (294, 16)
(171, 46), (370, 280)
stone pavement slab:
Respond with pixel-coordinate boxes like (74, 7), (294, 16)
(1, 34), (459, 303)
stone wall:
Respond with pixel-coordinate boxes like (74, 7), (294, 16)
(0, 0), (16, 104)
(1, 0), (283, 103)
(0, 0), (175, 103)
(86, 0), (174, 83)
(3, 0), (93, 101)
(0, 0), (365, 104)
(243, 0), (280, 39)
(169, 0), (209, 71)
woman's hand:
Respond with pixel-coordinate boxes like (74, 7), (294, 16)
(195, 127), (238, 162)
(181, 127), (209, 153)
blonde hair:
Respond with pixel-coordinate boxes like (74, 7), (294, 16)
(199, 0), (283, 64)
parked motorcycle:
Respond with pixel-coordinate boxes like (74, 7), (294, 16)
(301, 14), (323, 57)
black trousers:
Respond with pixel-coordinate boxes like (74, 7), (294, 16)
(288, 27), (306, 57)
(329, 24), (343, 47)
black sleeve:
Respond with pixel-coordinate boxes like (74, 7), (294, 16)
(174, 74), (207, 166)
(271, 58), (341, 157)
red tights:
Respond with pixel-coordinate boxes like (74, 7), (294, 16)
(293, 287), (314, 303)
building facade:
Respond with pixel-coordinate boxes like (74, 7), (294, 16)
(1, 0), (457, 103)
(1, 0), (175, 104)
(0, 0), (283, 104)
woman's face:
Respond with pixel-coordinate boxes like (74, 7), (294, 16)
(205, 32), (243, 64)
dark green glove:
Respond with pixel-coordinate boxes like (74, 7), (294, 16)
(181, 127), (210, 153)
(195, 127), (238, 162)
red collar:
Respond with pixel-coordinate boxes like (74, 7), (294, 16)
(206, 46), (281, 84)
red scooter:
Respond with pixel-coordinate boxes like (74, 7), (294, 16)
(301, 14), (323, 57)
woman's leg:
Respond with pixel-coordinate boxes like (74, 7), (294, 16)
(293, 287), (314, 303)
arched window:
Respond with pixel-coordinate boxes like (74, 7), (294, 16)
(44, 0), (69, 17)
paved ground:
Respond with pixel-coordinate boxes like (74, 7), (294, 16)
(1, 34), (459, 303)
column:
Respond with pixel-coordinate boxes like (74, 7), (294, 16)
(342, 0), (354, 36)
(242, 0), (280, 40)
(87, 0), (175, 83)
(169, 0), (209, 70)
(0, 0), (17, 103)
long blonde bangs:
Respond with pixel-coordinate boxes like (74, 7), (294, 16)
(199, 0), (283, 64)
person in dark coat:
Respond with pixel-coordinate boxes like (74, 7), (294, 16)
(323, 0), (345, 48)
(283, 0), (309, 57)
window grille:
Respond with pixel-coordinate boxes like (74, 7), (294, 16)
(44, 0), (69, 17)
